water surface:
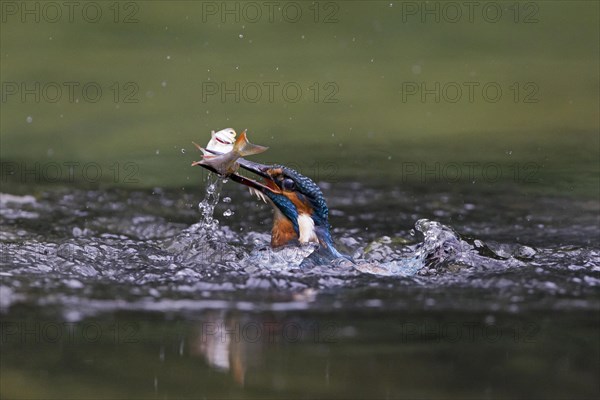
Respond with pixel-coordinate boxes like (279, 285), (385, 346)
(1, 1), (599, 398)
(1, 176), (598, 398)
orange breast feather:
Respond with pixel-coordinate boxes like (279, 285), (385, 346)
(271, 213), (298, 247)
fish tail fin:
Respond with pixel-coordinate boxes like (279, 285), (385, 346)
(192, 141), (210, 156)
(233, 129), (268, 157)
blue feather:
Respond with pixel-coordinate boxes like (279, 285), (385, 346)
(265, 191), (299, 236)
(264, 165), (350, 263)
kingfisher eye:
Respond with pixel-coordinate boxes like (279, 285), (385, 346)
(281, 178), (295, 191)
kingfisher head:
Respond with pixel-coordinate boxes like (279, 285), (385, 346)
(220, 159), (346, 261)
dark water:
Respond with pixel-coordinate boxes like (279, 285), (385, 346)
(1, 177), (598, 399)
(1, 0), (599, 398)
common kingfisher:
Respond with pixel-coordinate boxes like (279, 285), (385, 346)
(198, 157), (348, 264)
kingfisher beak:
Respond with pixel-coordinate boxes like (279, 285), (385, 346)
(231, 158), (282, 195)
(195, 150), (280, 196)
(236, 158), (272, 180)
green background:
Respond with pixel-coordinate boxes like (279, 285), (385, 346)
(1, 1), (598, 194)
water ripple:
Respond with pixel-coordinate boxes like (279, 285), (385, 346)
(1, 186), (598, 319)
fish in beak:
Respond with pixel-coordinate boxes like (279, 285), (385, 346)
(205, 128), (237, 154)
(192, 129), (349, 263)
(191, 130), (268, 176)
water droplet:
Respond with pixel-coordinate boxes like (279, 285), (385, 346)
(464, 203), (475, 210)
(223, 197), (231, 203)
(223, 209), (234, 217)
(26, 116), (33, 123)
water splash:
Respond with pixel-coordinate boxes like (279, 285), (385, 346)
(1, 187), (597, 318)
(197, 174), (224, 230)
(164, 173), (232, 262)
(354, 219), (528, 276)
(414, 219), (465, 269)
